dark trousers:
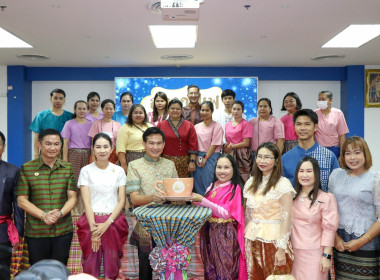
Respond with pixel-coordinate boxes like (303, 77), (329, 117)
(26, 232), (73, 265)
(0, 241), (12, 280)
(138, 239), (156, 280)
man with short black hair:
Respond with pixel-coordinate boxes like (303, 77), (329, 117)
(0, 131), (24, 280)
(126, 127), (178, 280)
(30, 88), (73, 159)
(182, 85), (202, 125)
(282, 109), (339, 191)
(16, 128), (77, 265)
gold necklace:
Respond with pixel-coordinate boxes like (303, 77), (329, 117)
(210, 184), (222, 198)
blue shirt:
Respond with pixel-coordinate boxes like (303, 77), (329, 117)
(282, 142), (339, 191)
(29, 109), (73, 133)
(112, 111), (128, 126)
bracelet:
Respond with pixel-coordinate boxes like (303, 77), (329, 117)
(362, 233), (371, 242)
(40, 212), (46, 221)
(59, 210), (63, 218)
(108, 217), (114, 224)
(204, 155), (209, 160)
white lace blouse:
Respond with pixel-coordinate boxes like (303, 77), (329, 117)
(244, 175), (296, 249)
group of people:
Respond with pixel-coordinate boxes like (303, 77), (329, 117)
(0, 85), (379, 280)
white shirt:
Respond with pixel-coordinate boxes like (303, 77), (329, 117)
(78, 162), (126, 213)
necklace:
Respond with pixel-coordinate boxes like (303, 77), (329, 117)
(300, 196), (308, 203)
(210, 184), (223, 198)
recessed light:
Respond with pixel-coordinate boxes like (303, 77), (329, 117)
(281, 5), (289, 8)
(311, 55), (345, 61)
(149, 25), (197, 48)
(17, 54), (49, 60)
(161, 54), (193, 61)
(322, 24), (380, 48)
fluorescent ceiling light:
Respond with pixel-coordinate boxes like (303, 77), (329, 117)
(149, 25), (197, 48)
(322, 24), (380, 48)
(0, 27), (33, 48)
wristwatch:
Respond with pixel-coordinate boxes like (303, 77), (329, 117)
(322, 253), (331, 259)
(189, 159), (196, 163)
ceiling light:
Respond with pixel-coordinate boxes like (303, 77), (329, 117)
(149, 25), (197, 48)
(0, 27), (33, 48)
(17, 54), (49, 60)
(322, 24), (380, 48)
(311, 55), (345, 61)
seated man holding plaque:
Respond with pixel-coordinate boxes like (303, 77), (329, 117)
(126, 127), (178, 280)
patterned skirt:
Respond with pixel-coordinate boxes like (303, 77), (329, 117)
(282, 140), (298, 154)
(126, 151), (145, 165)
(68, 148), (90, 216)
(200, 220), (240, 280)
(245, 240), (293, 280)
(230, 147), (253, 185)
(162, 155), (190, 178)
(334, 228), (380, 279)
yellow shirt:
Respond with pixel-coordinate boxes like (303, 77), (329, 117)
(116, 123), (152, 154)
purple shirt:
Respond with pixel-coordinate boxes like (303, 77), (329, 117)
(85, 111), (104, 123)
(61, 119), (92, 149)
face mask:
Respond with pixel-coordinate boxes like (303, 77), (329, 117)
(317, 100), (328, 110)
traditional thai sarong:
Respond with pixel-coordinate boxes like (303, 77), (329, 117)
(245, 240), (293, 280)
(77, 213), (128, 280)
(163, 155), (190, 178)
(67, 216), (83, 275)
(126, 150), (145, 165)
(334, 229), (380, 280)
(282, 140), (298, 154)
(68, 149), (90, 180)
(192, 152), (220, 195)
(230, 147), (252, 185)
(200, 220), (240, 280)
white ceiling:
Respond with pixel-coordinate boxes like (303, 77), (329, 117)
(0, 0), (379, 67)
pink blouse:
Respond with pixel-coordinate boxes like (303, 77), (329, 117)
(281, 114), (298, 141)
(225, 119), (253, 144)
(291, 191), (339, 249)
(194, 121), (224, 153)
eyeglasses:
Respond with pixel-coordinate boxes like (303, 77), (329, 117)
(256, 155), (275, 161)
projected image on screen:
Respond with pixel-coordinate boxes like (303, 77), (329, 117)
(115, 77), (258, 120)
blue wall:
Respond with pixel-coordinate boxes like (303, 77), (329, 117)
(7, 65), (364, 166)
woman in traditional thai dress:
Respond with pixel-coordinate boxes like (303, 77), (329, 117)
(192, 154), (247, 280)
(61, 100), (93, 274)
(249, 98), (285, 155)
(244, 142), (295, 279)
(116, 104), (152, 174)
(192, 101), (223, 195)
(329, 136), (380, 280)
(147, 91), (169, 127)
(157, 99), (198, 178)
(77, 133), (128, 280)
(223, 101), (253, 185)
(291, 156), (339, 280)
(280, 92), (302, 154)
(88, 99), (121, 164)
(85, 92), (103, 123)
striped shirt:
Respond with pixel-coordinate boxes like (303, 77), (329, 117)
(16, 157), (76, 237)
